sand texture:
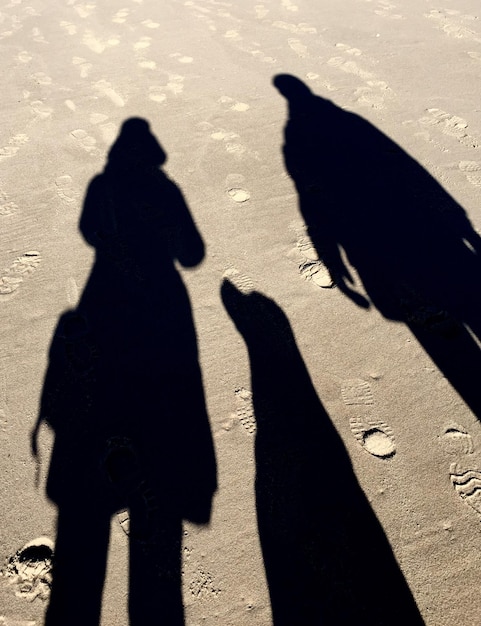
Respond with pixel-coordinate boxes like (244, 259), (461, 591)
(1, 0), (481, 624)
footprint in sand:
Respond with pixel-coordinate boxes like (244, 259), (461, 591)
(1, 537), (54, 601)
(374, 0), (404, 20)
(273, 22), (317, 35)
(440, 423), (474, 455)
(425, 9), (481, 42)
(289, 221), (335, 289)
(0, 134), (30, 161)
(55, 175), (78, 204)
(235, 387), (257, 435)
(0, 252), (41, 296)
(227, 187), (250, 203)
(349, 416), (396, 458)
(450, 463), (481, 516)
(189, 567), (221, 600)
(218, 95), (250, 112)
(419, 108), (479, 148)
(459, 161), (481, 188)
(72, 56), (92, 79)
(70, 129), (100, 155)
(341, 378), (395, 458)
(0, 186), (18, 216)
(341, 379), (374, 406)
(223, 267), (254, 293)
(112, 8), (130, 24)
(287, 38), (308, 57)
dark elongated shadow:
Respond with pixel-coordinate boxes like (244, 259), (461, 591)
(31, 118), (217, 626)
(274, 74), (481, 421)
(222, 280), (424, 625)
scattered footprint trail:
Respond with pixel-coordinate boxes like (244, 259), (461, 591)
(0, 252), (41, 296)
(1, 537), (54, 602)
(450, 463), (481, 516)
(349, 416), (396, 458)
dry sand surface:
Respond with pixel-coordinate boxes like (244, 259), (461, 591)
(1, 0), (481, 624)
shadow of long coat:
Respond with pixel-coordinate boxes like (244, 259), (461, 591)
(33, 118), (216, 626)
(222, 280), (424, 625)
(274, 75), (481, 419)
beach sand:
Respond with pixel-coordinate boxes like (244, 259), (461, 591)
(1, 1), (481, 624)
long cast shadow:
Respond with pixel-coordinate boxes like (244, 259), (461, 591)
(31, 118), (217, 625)
(222, 280), (424, 625)
(274, 74), (481, 421)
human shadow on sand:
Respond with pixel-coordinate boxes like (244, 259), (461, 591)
(31, 118), (217, 626)
(222, 280), (424, 625)
(274, 74), (481, 421)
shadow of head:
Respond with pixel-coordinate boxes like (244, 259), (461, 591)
(107, 117), (167, 171)
(273, 73), (313, 100)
